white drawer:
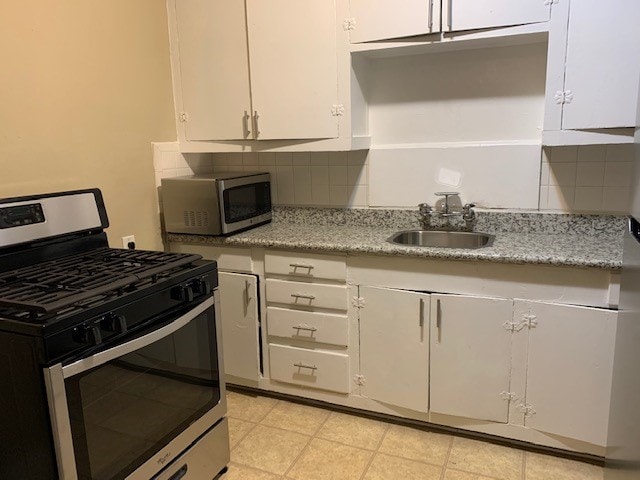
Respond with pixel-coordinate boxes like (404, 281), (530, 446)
(269, 344), (350, 394)
(170, 244), (253, 272)
(266, 279), (348, 311)
(265, 251), (346, 281)
(267, 307), (348, 346)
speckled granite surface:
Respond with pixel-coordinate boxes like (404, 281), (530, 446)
(167, 208), (625, 271)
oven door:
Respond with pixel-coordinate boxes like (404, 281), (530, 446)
(218, 174), (272, 234)
(43, 293), (227, 480)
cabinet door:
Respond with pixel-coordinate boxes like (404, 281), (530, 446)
(521, 301), (617, 446)
(174, 0), (252, 141)
(561, 0), (640, 129)
(443, 0), (550, 32)
(219, 272), (260, 382)
(348, 0), (441, 44)
(246, 0), (339, 140)
(359, 287), (429, 413)
(430, 294), (513, 423)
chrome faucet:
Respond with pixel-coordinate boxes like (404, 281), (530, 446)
(418, 192), (476, 230)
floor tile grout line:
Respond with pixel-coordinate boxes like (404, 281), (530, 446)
(280, 403), (335, 479)
(357, 423), (391, 480)
(228, 420), (258, 452)
(439, 434), (455, 480)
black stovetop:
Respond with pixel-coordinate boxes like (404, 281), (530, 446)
(0, 247), (201, 319)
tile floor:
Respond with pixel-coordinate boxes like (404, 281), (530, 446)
(220, 390), (604, 480)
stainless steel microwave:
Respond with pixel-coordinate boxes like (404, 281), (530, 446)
(162, 172), (272, 235)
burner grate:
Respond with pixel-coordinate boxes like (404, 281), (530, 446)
(0, 248), (201, 315)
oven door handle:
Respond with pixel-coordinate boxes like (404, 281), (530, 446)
(61, 296), (214, 379)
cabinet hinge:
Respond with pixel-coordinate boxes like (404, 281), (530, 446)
(502, 321), (525, 332)
(518, 403), (537, 418)
(354, 374), (366, 386)
(554, 90), (573, 105)
(352, 296), (365, 309)
(343, 18), (356, 31)
(178, 112), (189, 122)
(331, 104), (345, 116)
(521, 313), (538, 329)
(500, 391), (516, 402)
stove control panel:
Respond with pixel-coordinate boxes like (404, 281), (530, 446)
(0, 203), (45, 229)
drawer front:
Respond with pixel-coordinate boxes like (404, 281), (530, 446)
(170, 244), (253, 272)
(266, 279), (348, 311)
(265, 251), (346, 281)
(269, 344), (350, 394)
(267, 307), (348, 346)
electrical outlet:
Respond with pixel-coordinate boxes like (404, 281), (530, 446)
(122, 235), (135, 249)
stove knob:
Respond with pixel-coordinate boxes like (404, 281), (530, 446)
(172, 284), (194, 302)
(73, 325), (103, 347)
(101, 313), (127, 334)
(194, 279), (212, 295)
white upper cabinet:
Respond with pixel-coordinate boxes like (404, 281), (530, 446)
(560, 0), (640, 130)
(173, 0), (251, 141)
(359, 286), (430, 413)
(246, 0), (339, 140)
(430, 294), (513, 423)
(443, 0), (550, 33)
(543, 0), (640, 144)
(170, 0), (339, 142)
(348, 0), (441, 43)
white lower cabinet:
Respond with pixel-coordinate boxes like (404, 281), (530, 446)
(359, 286), (430, 413)
(218, 272), (260, 383)
(429, 294), (513, 423)
(516, 300), (617, 447)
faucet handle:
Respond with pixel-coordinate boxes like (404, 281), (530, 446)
(418, 203), (432, 214)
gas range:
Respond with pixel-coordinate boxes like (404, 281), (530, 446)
(0, 189), (229, 480)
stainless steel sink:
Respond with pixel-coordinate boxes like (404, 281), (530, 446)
(387, 230), (494, 249)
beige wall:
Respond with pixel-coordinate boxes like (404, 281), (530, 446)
(0, 1), (176, 250)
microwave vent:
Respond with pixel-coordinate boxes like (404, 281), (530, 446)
(183, 210), (210, 228)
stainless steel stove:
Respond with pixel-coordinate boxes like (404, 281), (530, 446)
(0, 189), (229, 480)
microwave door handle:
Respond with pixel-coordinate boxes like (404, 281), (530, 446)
(60, 296), (214, 379)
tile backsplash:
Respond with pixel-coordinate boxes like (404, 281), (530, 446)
(539, 145), (633, 214)
(153, 143), (368, 208)
(154, 142), (634, 214)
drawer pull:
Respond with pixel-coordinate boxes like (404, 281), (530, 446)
(293, 325), (317, 332)
(291, 293), (316, 300)
(294, 362), (318, 371)
(289, 263), (314, 269)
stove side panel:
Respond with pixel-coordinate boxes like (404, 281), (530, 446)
(0, 330), (58, 479)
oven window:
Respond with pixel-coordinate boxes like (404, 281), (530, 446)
(64, 310), (220, 480)
(223, 181), (271, 224)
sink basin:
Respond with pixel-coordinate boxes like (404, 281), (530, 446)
(387, 230), (494, 249)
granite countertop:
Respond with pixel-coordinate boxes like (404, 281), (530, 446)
(167, 210), (624, 271)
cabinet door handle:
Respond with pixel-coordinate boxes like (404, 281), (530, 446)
(289, 263), (314, 269)
(243, 110), (251, 138)
(436, 298), (442, 343)
(419, 298), (425, 327)
(293, 325), (317, 332)
(253, 110), (260, 138)
(291, 293), (316, 300)
(244, 280), (251, 304)
(428, 0), (434, 30)
(294, 362), (318, 371)
(447, 0), (452, 30)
